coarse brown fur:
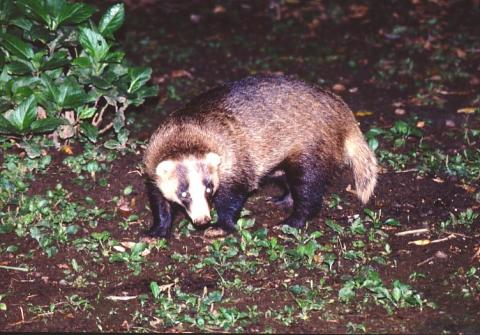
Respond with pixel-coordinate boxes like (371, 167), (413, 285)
(144, 75), (377, 236)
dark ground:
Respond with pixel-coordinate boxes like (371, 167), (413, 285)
(1, 0), (479, 333)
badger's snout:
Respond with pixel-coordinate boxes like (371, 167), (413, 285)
(192, 215), (212, 226)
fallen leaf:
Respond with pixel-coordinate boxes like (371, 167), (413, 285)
(113, 245), (126, 252)
(61, 145), (74, 155)
(332, 83), (346, 92)
(455, 48), (466, 59)
(141, 248), (151, 257)
(416, 120), (425, 128)
(117, 197), (133, 217)
(204, 227), (227, 238)
(120, 241), (136, 249)
(36, 106), (47, 119)
(213, 5), (226, 14)
(171, 69), (193, 79)
(408, 239), (431, 246)
(106, 295), (137, 301)
(457, 183), (476, 193)
(313, 253), (323, 264)
(395, 108), (406, 116)
(355, 110), (373, 117)
(433, 177), (445, 183)
(457, 107), (476, 114)
(349, 4), (368, 18)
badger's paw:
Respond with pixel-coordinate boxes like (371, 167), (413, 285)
(146, 225), (170, 238)
(282, 216), (307, 229)
(217, 221), (237, 234)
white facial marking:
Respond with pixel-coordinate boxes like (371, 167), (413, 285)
(184, 158), (211, 224)
(155, 160), (180, 203)
(156, 160), (175, 177)
(205, 152), (221, 168)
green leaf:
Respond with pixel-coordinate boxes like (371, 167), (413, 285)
(4, 95), (37, 132)
(58, 2), (96, 26)
(77, 106), (96, 120)
(99, 3), (125, 37)
(0, 115), (16, 134)
(104, 50), (125, 63)
(6, 60), (33, 75)
(368, 137), (379, 151)
(30, 117), (65, 133)
(16, 0), (52, 28)
(150, 281), (160, 299)
(40, 51), (69, 71)
(127, 67), (152, 94)
(11, 17), (33, 31)
(103, 139), (119, 150)
(90, 75), (112, 90)
(0, 32), (34, 60)
(78, 27), (109, 62)
(21, 140), (41, 158)
(0, 0), (16, 24)
(40, 76), (89, 110)
(72, 56), (92, 68)
(80, 122), (98, 143)
(132, 242), (147, 255)
(0, 223), (15, 234)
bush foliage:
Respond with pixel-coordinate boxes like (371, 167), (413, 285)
(0, 0), (158, 152)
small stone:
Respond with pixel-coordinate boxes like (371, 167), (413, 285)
(445, 119), (456, 128)
(395, 108), (406, 115)
(190, 14), (201, 23)
(332, 83), (346, 92)
(435, 250), (448, 259)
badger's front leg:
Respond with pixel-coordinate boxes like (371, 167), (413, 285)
(146, 181), (173, 237)
(213, 183), (248, 233)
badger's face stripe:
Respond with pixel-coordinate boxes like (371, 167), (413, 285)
(155, 153), (221, 226)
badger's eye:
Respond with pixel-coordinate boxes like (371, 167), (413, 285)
(205, 187), (212, 194)
(180, 191), (189, 198)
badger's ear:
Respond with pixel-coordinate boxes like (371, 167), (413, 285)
(155, 160), (176, 179)
(205, 152), (221, 169)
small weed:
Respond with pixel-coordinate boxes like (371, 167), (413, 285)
(346, 322), (367, 333)
(439, 209), (478, 230)
(0, 294), (6, 311)
(109, 242), (149, 275)
(339, 268), (426, 314)
(63, 143), (116, 181)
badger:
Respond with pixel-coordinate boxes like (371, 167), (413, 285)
(144, 75), (377, 237)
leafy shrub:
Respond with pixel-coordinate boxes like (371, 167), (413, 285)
(0, 0), (158, 152)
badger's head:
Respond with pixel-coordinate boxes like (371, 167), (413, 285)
(154, 152), (221, 225)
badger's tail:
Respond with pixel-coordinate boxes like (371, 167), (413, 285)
(344, 128), (378, 204)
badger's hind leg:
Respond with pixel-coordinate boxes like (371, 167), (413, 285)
(264, 170), (293, 208)
(282, 155), (328, 229)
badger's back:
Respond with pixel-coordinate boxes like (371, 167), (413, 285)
(172, 76), (357, 176)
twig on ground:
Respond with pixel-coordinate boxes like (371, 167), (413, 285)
(395, 228), (429, 236)
(0, 265), (29, 272)
(417, 256), (435, 266)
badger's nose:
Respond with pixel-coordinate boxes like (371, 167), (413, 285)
(193, 216), (211, 226)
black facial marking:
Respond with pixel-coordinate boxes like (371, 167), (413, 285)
(175, 164), (190, 207)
